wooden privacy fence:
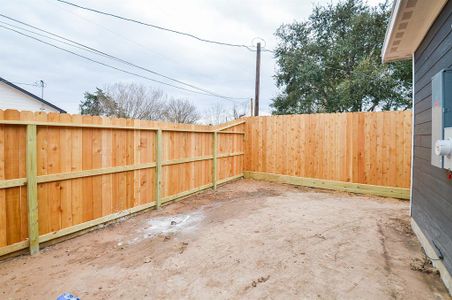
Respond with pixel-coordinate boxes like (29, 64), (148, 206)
(0, 110), (244, 256)
(244, 111), (412, 198)
(0, 109), (412, 257)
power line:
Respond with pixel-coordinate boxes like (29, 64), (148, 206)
(55, 0), (274, 53)
(0, 14), (247, 101)
(0, 15), (248, 102)
(0, 20), (106, 55)
(10, 81), (39, 87)
(0, 18), (230, 99)
(0, 24), (240, 99)
(46, 0), (182, 66)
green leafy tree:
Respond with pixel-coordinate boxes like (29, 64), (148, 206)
(79, 88), (118, 116)
(272, 0), (412, 114)
(79, 88), (102, 115)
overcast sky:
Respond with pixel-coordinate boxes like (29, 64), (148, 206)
(1, 0), (384, 118)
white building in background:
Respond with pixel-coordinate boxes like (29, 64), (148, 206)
(0, 77), (65, 113)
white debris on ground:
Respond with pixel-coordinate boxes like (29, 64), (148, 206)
(145, 211), (205, 236)
(118, 210), (206, 245)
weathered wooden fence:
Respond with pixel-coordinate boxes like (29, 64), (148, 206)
(0, 110), (244, 256)
(244, 111), (412, 198)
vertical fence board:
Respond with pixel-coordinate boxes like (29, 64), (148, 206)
(213, 132), (217, 190)
(101, 117), (113, 215)
(245, 111), (412, 188)
(18, 112), (30, 241)
(59, 114), (73, 228)
(82, 115), (94, 222)
(125, 119), (134, 209)
(0, 111), (5, 247)
(92, 117), (103, 219)
(47, 113), (61, 232)
(155, 129), (162, 208)
(26, 124), (38, 255)
(5, 110), (21, 244)
(71, 114), (83, 226)
(133, 120), (141, 208)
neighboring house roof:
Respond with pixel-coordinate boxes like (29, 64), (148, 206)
(0, 77), (66, 113)
(382, 0), (447, 63)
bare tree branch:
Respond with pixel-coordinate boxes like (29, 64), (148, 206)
(82, 83), (201, 124)
(203, 102), (247, 125)
(163, 98), (200, 124)
(105, 83), (166, 120)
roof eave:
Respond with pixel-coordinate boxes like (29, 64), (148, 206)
(381, 0), (447, 63)
(381, 0), (402, 63)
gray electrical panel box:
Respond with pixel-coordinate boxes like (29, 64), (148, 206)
(432, 69), (452, 168)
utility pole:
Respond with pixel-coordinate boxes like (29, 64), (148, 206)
(254, 42), (261, 116)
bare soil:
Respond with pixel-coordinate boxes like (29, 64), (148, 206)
(0, 179), (450, 299)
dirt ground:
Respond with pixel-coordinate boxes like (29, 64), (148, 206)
(0, 179), (450, 300)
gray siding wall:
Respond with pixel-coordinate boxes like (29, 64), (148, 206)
(413, 0), (452, 274)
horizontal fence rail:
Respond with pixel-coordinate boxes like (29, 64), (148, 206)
(0, 110), (245, 256)
(0, 152), (245, 189)
(244, 111), (412, 192)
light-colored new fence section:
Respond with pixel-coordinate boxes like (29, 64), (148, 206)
(0, 110), (412, 257)
(244, 111), (412, 198)
(0, 110), (244, 256)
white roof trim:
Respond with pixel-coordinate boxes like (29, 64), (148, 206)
(0, 77), (66, 113)
(382, 0), (447, 63)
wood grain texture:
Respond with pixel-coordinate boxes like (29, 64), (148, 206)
(26, 124), (38, 254)
(0, 109), (412, 256)
(0, 110), (244, 251)
(244, 111), (412, 188)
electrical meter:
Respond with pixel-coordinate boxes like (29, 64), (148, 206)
(432, 69), (452, 170)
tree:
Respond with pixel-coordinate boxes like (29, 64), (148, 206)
(79, 88), (118, 116)
(105, 83), (166, 120)
(272, 0), (412, 114)
(80, 83), (200, 124)
(204, 102), (230, 125)
(231, 103), (248, 119)
(203, 102), (248, 125)
(163, 98), (200, 124)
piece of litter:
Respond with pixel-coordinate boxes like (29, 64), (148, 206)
(56, 292), (80, 300)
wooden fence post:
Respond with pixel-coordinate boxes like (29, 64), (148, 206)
(213, 132), (218, 190)
(26, 124), (39, 255)
(155, 129), (162, 208)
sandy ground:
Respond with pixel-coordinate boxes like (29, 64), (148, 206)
(0, 179), (450, 300)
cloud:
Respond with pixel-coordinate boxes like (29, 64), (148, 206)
(0, 0), (387, 116)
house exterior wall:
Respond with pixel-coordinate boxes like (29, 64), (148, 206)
(412, 0), (452, 278)
(0, 82), (60, 113)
